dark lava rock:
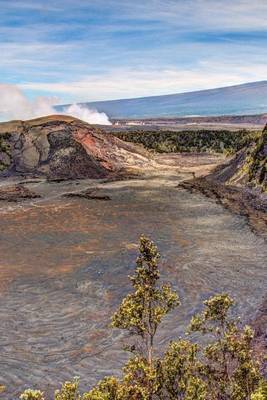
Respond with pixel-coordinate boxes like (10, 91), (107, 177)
(178, 177), (267, 238)
(0, 185), (41, 202)
(63, 189), (111, 201)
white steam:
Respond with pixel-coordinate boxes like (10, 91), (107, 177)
(0, 84), (56, 120)
(0, 84), (111, 125)
(63, 103), (111, 125)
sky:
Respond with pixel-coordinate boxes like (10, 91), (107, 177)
(1, 0), (267, 103)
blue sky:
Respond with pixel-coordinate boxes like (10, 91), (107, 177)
(1, 0), (267, 103)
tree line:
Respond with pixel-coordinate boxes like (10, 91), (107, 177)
(113, 130), (258, 155)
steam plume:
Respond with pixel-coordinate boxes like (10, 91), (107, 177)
(0, 84), (111, 125)
(63, 103), (111, 125)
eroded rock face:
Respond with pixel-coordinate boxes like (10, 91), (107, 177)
(0, 115), (152, 180)
(212, 124), (267, 191)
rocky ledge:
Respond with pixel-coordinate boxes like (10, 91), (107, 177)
(0, 185), (41, 202)
(179, 124), (267, 237)
(179, 178), (267, 238)
(63, 189), (111, 201)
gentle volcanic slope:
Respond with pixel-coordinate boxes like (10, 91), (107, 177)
(62, 81), (267, 119)
(0, 115), (152, 180)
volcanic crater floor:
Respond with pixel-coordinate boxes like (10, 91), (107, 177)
(0, 154), (266, 399)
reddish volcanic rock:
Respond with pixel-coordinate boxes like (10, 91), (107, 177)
(0, 115), (153, 180)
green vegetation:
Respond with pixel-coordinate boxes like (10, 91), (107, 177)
(111, 235), (179, 367)
(251, 381), (267, 400)
(113, 129), (258, 155)
(5, 236), (265, 399)
(0, 133), (11, 171)
(243, 126), (267, 191)
(115, 127), (266, 191)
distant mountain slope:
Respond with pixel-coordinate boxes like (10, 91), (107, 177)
(61, 81), (267, 119)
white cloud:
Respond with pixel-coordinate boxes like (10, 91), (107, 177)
(20, 63), (267, 102)
(0, 84), (57, 120)
(0, 42), (75, 67)
(113, 0), (267, 31)
(0, 0), (62, 12)
(4, 0), (267, 31)
(1, 0), (267, 103)
(0, 84), (111, 124)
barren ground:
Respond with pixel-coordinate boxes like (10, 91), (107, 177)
(0, 153), (266, 399)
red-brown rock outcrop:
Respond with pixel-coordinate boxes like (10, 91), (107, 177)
(0, 115), (153, 180)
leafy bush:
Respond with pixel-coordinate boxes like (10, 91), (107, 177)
(20, 389), (45, 400)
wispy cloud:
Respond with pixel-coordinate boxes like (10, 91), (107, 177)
(20, 62), (267, 102)
(0, 0), (266, 101)
(121, 0), (267, 31)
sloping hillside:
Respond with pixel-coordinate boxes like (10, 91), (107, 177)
(213, 124), (267, 191)
(60, 81), (267, 118)
(243, 125), (267, 190)
(0, 115), (153, 180)
(178, 124), (267, 239)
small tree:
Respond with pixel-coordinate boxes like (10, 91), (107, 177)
(190, 294), (262, 400)
(111, 235), (179, 399)
(111, 235), (179, 366)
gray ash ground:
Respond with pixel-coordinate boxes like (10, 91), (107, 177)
(0, 154), (266, 399)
